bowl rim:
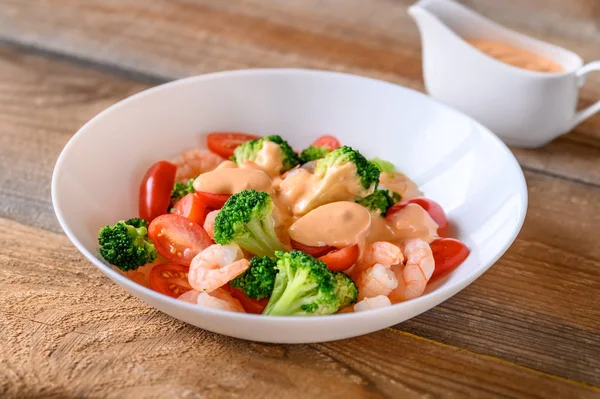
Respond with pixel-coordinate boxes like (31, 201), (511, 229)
(51, 68), (528, 323)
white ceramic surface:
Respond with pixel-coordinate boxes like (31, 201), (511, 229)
(52, 69), (527, 343)
(409, 0), (600, 148)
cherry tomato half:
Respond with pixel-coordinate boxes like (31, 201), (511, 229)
(312, 135), (341, 151)
(149, 263), (193, 298)
(195, 191), (231, 209)
(386, 197), (449, 236)
(430, 238), (470, 279)
(139, 160), (177, 222)
(172, 193), (208, 225)
(148, 214), (212, 266)
(206, 132), (260, 158)
(290, 239), (335, 258)
(224, 284), (269, 314)
(318, 245), (360, 272)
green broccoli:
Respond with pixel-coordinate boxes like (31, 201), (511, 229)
(98, 218), (157, 271)
(355, 189), (399, 216)
(332, 271), (358, 309)
(170, 177), (195, 208)
(315, 146), (380, 192)
(213, 190), (287, 258)
(371, 157), (396, 173)
(300, 145), (331, 163)
(230, 256), (278, 299)
(232, 135), (301, 172)
(263, 250), (340, 316)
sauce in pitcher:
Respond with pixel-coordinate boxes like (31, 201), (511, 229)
(467, 39), (564, 73)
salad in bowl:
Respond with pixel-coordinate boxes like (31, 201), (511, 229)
(98, 132), (469, 316)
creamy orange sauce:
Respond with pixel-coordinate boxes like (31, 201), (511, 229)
(193, 167), (272, 195)
(278, 163), (371, 216)
(385, 203), (438, 243)
(379, 172), (422, 200)
(216, 160), (237, 169)
(365, 211), (397, 243)
(288, 201), (371, 247)
(254, 140), (284, 177)
(467, 39), (564, 73)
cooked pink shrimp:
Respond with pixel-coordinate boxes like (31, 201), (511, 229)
(203, 210), (220, 240)
(188, 244), (250, 292)
(355, 263), (398, 300)
(178, 288), (245, 312)
(354, 295), (392, 312)
(389, 238), (435, 302)
(361, 241), (404, 267)
(178, 289), (201, 304)
(171, 148), (224, 181)
(351, 241), (404, 276)
(379, 172), (422, 199)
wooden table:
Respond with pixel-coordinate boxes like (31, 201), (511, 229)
(1, 1), (599, 397)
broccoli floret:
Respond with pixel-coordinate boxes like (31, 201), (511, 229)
(214, 190), (287, 258)
(98, 218), (157, 271)
(170, 177), (195, 207)
(332, 271), (358, 309)
(356, 189), (399, 216)
(315, 146), (380, 191)
(300, 145), (331, 163)
(232, 135), (301, 172)
(230, 256), (278, 299)
(371, 157), (396, 173)
(263, 250), (340, 316)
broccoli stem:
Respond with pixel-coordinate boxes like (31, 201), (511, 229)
(263, 271), (317, 315)
(238, 217), (286, 258)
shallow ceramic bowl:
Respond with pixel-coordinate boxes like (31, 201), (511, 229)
(52, 69), (527, 343)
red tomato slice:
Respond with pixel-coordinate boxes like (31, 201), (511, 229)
(195, 191), (231, 209)
(386, 197), (449, 236)
(149, 263), (192, 298)
(290, 239), (335, 258)
(224, 284), (269, 314)
(148, 214), (212, 266)
(172, 193), (208, 225)
(318, 245), (360, 272)
(430, 238), (470, 279)
(139, 160), (177, 222)
(206, 132), (260, 158)
(312, 135), (341, 151)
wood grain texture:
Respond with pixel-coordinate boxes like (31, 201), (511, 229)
(1, 217), (598, 398)
(0, 0), (599, 185)
(0, 46), (147, 232)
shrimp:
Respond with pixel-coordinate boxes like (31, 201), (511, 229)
(354, 295), (392, 312)
(351, 241), (404, 276)
(379, 172), (422, 200)
(171, 148), (224, 181)
(389, 238), (435, 302)
(203, 210), (220, 240)
(362, 241), (404, 267)
(178, 288), (245, 312)
(188, 244), (250, 292)
(355, 263), (398, 300)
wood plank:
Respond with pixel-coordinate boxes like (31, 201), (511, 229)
(1, 0), (599, 184)
(1, 46), (600, 388)
(0, 46), (148, 232)
(1, 217), (598, 398)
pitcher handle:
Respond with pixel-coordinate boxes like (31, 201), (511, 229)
(570, 61), (600, 128)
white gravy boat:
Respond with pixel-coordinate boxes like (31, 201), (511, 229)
(408, 0), (600, 148)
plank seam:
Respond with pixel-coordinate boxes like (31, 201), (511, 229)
(386, 328), (600, 392)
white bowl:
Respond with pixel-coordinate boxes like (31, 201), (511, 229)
(52, 69), (527, 343)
